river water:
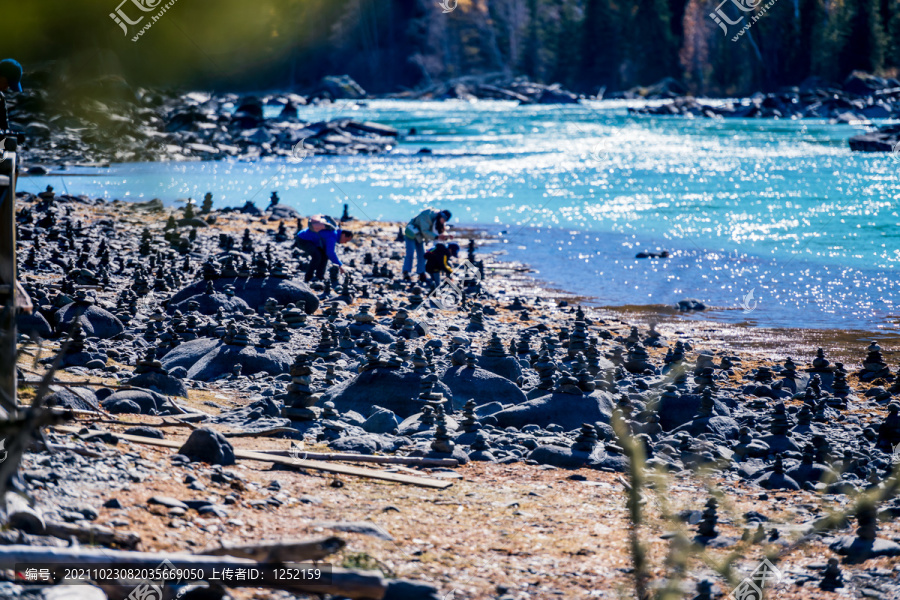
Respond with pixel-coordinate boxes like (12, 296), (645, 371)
(22, 99), (900, 332)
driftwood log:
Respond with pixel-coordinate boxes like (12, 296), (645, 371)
(203, 535), (345, 562)
(52, 426), (453, 490)
(266, 448), (459, 467)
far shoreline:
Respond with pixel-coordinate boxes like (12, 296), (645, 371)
(457, 224), (900, 368)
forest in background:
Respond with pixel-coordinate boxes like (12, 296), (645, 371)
(5, 0), (900, 96)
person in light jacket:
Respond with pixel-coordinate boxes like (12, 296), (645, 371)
(402, 208), (451, 282)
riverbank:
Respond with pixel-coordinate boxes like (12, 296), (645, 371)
(9, 191), (900, 599)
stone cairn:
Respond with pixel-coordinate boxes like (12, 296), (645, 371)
(419, 405), (435, 427)
(272, 312), (291, 341)
(417, 374), (447, 408)
(314, 324), (336, 359)
(483, 332), (507, 358)
(860, 342), (891, 381)
(820, 558), (843, 590)
(876, 402), (900, 451)
(781, 357), (798, 381)
(574, 424), (599, 452)
(832, 363), (851, 400)
(391, 308), (409, 331)
(696, 498), (719, 538)
(281, 352), (321, 420)
(624, 342), (652, 374)
(353, 304), (375, 325)
(585, 338), (603, 375)
(568, 310), (589, 357)
(696, 387), (715, 418)
(769, 402), (792, 437)
(431, 407), (455, 454)
(572, 353), (596, 392)
(461, 399), (480, 433)
(809, 348), (834, 373)
(466, 304), (486, 332)
(134, 347), (167, 376)
(411, 348), (428, 374)
(534, 351), (557, 391)
(515, 332), (531, 357)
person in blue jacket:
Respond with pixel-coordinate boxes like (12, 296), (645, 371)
(295, 226), (354, 282)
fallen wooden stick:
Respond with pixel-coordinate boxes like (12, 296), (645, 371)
(42, 521), (141, 550)
(204, 536), (345, 562)
(27, 441), (104, 459)
(5, 492), (44, 534)
(224, 427), (298, 438)
(0, 545), (387, 600)
(265, 448), (458, 468)
(52, 426), (453, 490)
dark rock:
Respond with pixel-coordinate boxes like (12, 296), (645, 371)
(329, 435), (380, 455)
(126, 371), (188, 397)
(676, 299), (706, 311)
(168, 277), (319, 314)
(17, 312), (52, 338)
(177, 428), (236, 465)
(56, 303), (124, 339)
(383, 579), (441, 600)
(169, 292), (250, 316)
(362, 408), (400, 434)
(493, 390), (615, 430)
(160, 339), (293, 381)
(441, 365), (527, 410)
(46, 387), (100, 412)
(476, 355), (522, 382)
(849, 123), (900, 153)
(654, 388), (731, 431)
(124, 426), (165, 439)
(320, 369), (453, 419)
(527, 444), (604, 469)
(101, 390), (169, 415)
(148, 496), (189, 510)
(316, 75), (367, 100)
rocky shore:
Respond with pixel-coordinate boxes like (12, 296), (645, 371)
(7, 191), (900, 599)
(628, 72), (900, 125)
(6, 74), (399, 169)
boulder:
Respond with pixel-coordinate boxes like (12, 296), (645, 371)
(178, 428), (235, 465)
(654, 392), (731, 432)
(160, 341), (293, 382)
(125, 371), (188, 397)
(849, 123), (900, 153)
(46, 387), (100, 412)
(101, 390), (170, 415)
(329, 435), (381, 455)
(671, 415), (740, 439)
(168, 277), (318, 314)
(55, 304), (124, 339)
(267, 205), (300, 220)
(383, 579), (441, 600)
(210, 397), (290, 433)
(17, 312), (52, 338)
(317, 75), (367, 100)
(362, 408), (401, 434)
(441, 365), (527, 410)
(493, 390), (616, 431)
(320, 369), (453, 419)
(348, 322), (395, 344)
(158, 338), (220, 371)
(476, 356), (522, 382)
(843, 71), (889, 96)
(528, 445), (603, 468)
